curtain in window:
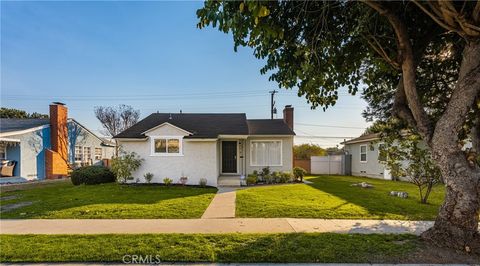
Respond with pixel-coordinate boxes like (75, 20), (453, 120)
(251, 141), (281, 166)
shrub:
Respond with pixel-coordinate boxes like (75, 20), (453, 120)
(272, 171), (280, 183)
(111, 151), (143, 183)
(70, 166), (115, 186)
(279, 171), (293, 183)
(179, 176), (188, 186)
(199, 178), (208, 187)
(263, 174), (274, 184)
(246, 174), (257, 185)
(293, 167), (307, 182)
(144, 172), (154, 183)
(261, 166), (270, 176)
(163, 177), (173, 186)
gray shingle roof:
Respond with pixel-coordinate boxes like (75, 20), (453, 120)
(115, 113), (249, 139)
(342, 133), (380, 144)
(0, 118), (50, 133)
(114, 113), (295, 139)
(247, 119), (295, 135)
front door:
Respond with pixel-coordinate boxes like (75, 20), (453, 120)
(222, 141), (237, 173)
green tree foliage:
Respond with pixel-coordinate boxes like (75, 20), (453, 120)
(293, 144), (326, 160)
(0, 107), (48, 119)
(197, 0), (480, 251)
(110, 151), (143, 183)
(380, 134), (441, 204)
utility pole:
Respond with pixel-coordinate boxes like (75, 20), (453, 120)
(269, 90), (278, 119)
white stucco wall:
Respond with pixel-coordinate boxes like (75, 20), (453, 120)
(245, 136), (294, 174)
(345, 142), (386, 179)
(118, 124), (219, 187)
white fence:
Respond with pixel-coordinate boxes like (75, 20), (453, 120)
(311, 155), (344, 175)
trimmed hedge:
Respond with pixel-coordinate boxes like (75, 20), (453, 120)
(71, 166), (116, 186)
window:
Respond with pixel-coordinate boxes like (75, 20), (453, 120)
(95, 148), (102, 160)
(250, 140), (282, 166)
(83, 147), (91, 162)
(151, 136), (183, 156)
(360, 145), (367, 162)
(0, 143), (6, 160)
(378, 143), (386, 162)
(74, 146), (83, 162)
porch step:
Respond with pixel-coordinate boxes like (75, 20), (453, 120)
(218, 175), (241, 187)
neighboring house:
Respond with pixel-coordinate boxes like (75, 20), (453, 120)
(0, 103), (115, 181)
(342, 133), (393, 180)
(114, 105), (296, 187)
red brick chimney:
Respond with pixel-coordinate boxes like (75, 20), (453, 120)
(283, 105), (294, 131)
(45, 102), (69, 179)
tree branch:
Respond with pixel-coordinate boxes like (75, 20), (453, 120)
(363, 34), (400, 69)
(412, 0), (462, 35)
(363, 1), (433, 142)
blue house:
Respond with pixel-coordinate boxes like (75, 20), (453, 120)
(0, 103), (115, 183)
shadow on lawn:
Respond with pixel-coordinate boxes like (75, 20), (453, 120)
(305, 176), (442, 220)
(0, 182), (217, 218)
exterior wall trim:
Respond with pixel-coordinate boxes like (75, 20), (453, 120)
(0, 125), (49, 137)
(142, 122), (192, 136)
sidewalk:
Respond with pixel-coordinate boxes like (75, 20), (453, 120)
(0, 218), (434, 235)
(201, 187), (236, 219)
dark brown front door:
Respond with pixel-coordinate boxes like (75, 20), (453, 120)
(222, 141), (237, 173)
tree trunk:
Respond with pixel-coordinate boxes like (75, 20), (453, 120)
(422, 40), (480, 254)
(421, 151), (480, 253)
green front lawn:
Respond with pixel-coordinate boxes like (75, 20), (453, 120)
(0, 182), (217, 219)
(0, 233), (418, 263)
(236, 175), (444, 220)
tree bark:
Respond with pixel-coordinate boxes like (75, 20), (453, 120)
(422, 40), (480, 254)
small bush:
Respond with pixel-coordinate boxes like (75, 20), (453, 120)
(70, 166), (115, 186)
(293, 167), (307, 182)
(163, 177), (173, 186)
(271, 171), (280, 183)
(144, 172), (154, 183)
(180, 176), (188, 186)
(261, 166), (270, 176)
(199, 178), (208, 187)
(263, 174), (274, 184)
(246, 174), (257, 185)
(279, 171), (293, 183)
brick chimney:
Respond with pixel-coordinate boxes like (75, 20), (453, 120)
(283, 105), (294, 131)
(45, 102), (69, 179)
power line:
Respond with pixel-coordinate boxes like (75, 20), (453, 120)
(295, 122), (366, 129)
(295, 135), (356, 139)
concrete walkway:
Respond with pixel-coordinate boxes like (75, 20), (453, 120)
(0, 218), (434, 235)
(201, 187), (237, 219)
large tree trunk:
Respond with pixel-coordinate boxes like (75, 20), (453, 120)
(421, 40), (480, 254)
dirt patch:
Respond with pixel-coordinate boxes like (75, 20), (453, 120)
(403, 241), (480, 264)
(0, 201), (33, 213)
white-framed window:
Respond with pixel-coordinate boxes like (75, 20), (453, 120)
(250, 140), (282, 166)
(0, 143), (6, 160)
(360, 144), (367, 162)
(150, 136), (183, 156)
(83, 147), (91, 162)
(74, 146), (83, 162)
(94, 148), (102, 160)
(378, 143), (386, 162)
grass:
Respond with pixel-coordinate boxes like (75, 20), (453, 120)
(0, 233), (418, 263)
(0, 182), (217, 219)
(236, 175), (444, 220)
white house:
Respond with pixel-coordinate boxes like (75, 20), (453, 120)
(114, 106), (296, 187)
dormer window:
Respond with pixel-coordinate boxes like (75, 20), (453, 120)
(151, 136), (183, 156)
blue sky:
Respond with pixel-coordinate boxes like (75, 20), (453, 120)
(1, 1), (371, 147)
